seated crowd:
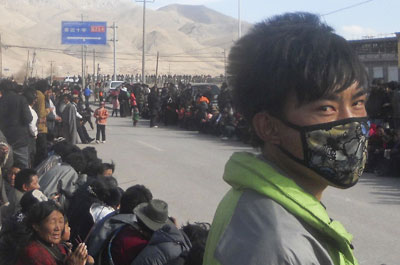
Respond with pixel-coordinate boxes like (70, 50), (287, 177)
(0, 109), (209, 265)
(365, 81), (400, 177)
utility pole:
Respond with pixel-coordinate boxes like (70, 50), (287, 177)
(84, 45), (88, 86)
(136, 0), (155, 84)
(155, 51), (159, 86)
(26, 50), (30, 80)
(110, 22), (118, 81)
(223, 49), (227, 81)
(238, 0), (242, 39)
(49, 60), (54, 84)
(81, 14), (85, 90)
(30, 50), (36, 78)
(93, 49), (96, 83)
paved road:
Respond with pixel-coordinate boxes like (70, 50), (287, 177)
(80, 111), (400, 265)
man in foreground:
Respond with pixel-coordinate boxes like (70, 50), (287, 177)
(204, 13), (369, 265)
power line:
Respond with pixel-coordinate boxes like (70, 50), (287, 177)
(321, 0), (377, 16)
(2, 43), (226, 59)
(163, 41), (233, 56)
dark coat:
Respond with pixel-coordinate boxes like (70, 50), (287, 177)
(131, 223), (192, 265)
(0, 91), (32, 148)
(148, 92), (160, 115)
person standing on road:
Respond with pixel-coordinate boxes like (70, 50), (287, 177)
(204, 13), (369, 265)
(84, 85), (92, 108)
(0, 80), (32, 169)
(60, 94), (78, 145)
(94, 101), (109, 144)
(111, 95), (120, 117)
(148, 86), (160, 128)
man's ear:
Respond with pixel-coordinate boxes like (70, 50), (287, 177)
(22, 183), (29, 192)
(32, 224), (40, 232)
(252, 112), (281, 145)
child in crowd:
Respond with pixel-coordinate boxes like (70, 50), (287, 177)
(133, 107), (139, 127)
(94, 101), (109, 144)
(111, 96), (119, 117)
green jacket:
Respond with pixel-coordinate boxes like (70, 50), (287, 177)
(203, 152), (358, 265)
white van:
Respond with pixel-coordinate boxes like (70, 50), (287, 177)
(103, 81), (124, 101)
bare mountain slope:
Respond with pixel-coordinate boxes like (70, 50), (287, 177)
(0, 1), (251, 78)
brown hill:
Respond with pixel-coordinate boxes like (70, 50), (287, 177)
(0, 0), (251, 80)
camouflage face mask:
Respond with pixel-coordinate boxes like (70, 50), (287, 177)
(279, 117), (370, 188)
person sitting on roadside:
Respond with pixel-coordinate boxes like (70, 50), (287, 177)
(102, 162), (115, 177)
(131, 218), (192, 265)
(110, 199), (174, 265)
(4, 164), (21, 197)
(67, 177), (119, 243)
(86, 184), (153, 262)
(181, 222), (210, 265)
(16, 200), (89, 265)
(5, 169), (40, 220)
(0, 189), (48, 265)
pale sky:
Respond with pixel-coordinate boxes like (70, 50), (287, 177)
(149, 0), (399, 40)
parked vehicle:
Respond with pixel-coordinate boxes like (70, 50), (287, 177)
(103, 81), (124, 101)
(64, 76), (77, 83)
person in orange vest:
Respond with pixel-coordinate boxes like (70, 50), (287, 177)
(94, 101), (109, 144)
(197, 94), (210, 105)
(99, 90), (104, 102)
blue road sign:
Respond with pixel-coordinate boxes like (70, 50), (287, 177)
(62, 21), (107, 45)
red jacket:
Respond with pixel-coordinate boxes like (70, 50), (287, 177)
(130, 93), (137, 107)
(16, 240), (67, 265)
(111, 225), (150, 265)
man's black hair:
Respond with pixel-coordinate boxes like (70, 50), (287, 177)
(103, 187), (123, 208)
(182, 222), (211, 265)
(20, 190), (47, 214)
(102, 162), (115, 174)
(64, 151), (87, 174)
(102, 176), (118, 188)
(15, 169), (37, 192)
(228, 12), (368, 145)
(23, 89), (37, 105)
(62, 94), (72, 102)
(84, 158), (103, 177)
(82, 147), (98, 163)
(0, 79), (16, 93)
(53, 141), (77, 161)
(35, 79), (50, 94)
(119, 185), (153, 214)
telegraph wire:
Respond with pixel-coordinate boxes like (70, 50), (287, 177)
(321, 0), (377, 16)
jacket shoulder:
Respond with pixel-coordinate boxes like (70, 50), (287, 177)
(209, 190), (334, 265)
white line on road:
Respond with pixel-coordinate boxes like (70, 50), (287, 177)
(136, 140), (164, 152)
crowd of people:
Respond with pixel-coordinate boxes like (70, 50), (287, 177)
(81, 74), (225, 88)
(365, 81), (400, 177)
(0, 79), (210, 265)
(106, 81), (251, 143)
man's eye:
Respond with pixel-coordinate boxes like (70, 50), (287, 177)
(353, 100), (365, 107)
(318, 106), (334, 112)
